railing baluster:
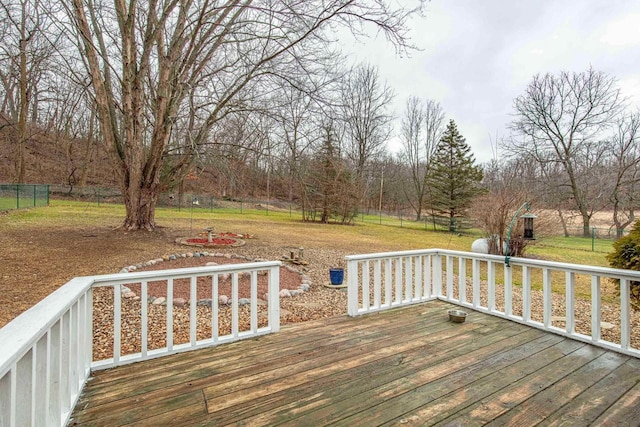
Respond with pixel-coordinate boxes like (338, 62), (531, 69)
(212, 274), (219, 341)
(504, 264), (512, 317)
(543, 268), (552, 327)
(522, 266), (531, 322)
(405, 257), (413, 301)
(251, 271), (258, 333)
(49, 319), (61, 425)
(141, 281), (148, 357)
(166, 279), (174, 351)
(395, 257), (402, 303)
(565, 272), (575, 334)
(34, 334), (47, 425)
(459, 258), (466, 304)
(363, 260), (370, 310)
(592, 275), (601, 342)
(190, 276), (197, 346)
(0, 369), (11, 426)
(232, 273), (239, 338)
(424, 255), (432, 298)
(488, 261), (495, 312)
(70, 302), (79, 399)
(446, 255), (454, 300)
(384, 258), (392, 306)
(61, 310), (70, 414)
(414, 256), (422, 301)
(373, 260), (382, 308)
(113, 286), (121, 364)
(472, 259), (480, 308)
(16, 348), (32, 426)
(621, 278), (631, 350)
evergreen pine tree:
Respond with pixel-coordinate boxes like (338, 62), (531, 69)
(428, 119), (483, 231)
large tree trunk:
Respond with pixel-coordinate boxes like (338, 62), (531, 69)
(122, 183), (160, 231)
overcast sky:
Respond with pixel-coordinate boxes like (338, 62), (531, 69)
(341, 1), (640, 163)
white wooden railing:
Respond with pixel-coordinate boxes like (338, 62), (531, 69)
(346, 249), (640, 358)
(0, 261), (281, 427)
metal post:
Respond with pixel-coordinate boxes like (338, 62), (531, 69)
(16, 185), (19, 209)
(592, 227), (595, 252)
(505, 202), (530, 267)
(33, 185), (36, 207)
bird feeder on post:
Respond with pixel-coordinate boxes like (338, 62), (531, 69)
(505, 203), (536, 267)
(521, 212), (537, 240)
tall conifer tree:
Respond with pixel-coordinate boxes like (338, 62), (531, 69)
(428, 119), (483, 231)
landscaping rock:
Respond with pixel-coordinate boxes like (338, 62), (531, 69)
(173, 298), (187, 307)
(219, 295), (229, 305)
(238, 298), (250, 306)
(152, 297), (166, 305)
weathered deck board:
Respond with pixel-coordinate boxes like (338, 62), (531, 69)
(70, 301), (640, 426)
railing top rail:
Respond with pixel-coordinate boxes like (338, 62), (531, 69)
(345, 249), (438, 261)
(346, 248), (640, 281)
(90, 260), (283, 286)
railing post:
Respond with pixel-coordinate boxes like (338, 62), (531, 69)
(347, 259), (359, 316)
(433, 254), (442, 297)
(362, 260), (370, 311)
(504, 264), (512, 316)
(591, 275), (601, 342)
(373, 260), (382, 308)
(268, 265), (280, 332)
(621, 279), (630, 350)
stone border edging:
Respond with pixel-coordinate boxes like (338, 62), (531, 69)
(117, 251), (313, 308)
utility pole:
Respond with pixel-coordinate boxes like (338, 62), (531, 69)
(378, 170), (384, 212)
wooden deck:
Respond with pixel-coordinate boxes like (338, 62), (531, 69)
(71, 301), (640, 426)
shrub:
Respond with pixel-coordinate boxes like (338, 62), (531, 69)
(607, 220), (640, 308)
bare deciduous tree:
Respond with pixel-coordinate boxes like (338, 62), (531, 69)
(400, 96), (444, 220)
(508, 68), (625, 236)
(0, 0), (58, 182)
(608, 111), (640, 237)
(62, 0), (419, 230)
(341, 63), (394, 183)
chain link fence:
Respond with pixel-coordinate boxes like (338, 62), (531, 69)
(0, 184), (50, 211)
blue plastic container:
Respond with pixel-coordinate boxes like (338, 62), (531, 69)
(329, 268), (344, 285)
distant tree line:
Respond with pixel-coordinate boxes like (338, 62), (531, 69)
(0, 1), (637, 236)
